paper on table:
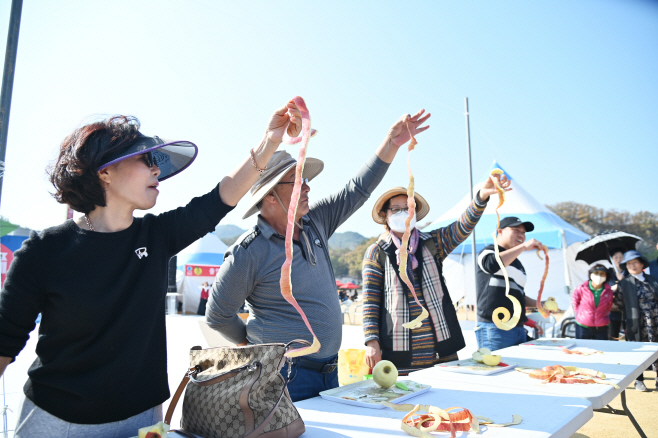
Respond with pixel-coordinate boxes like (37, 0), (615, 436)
(520, 339), (576, 350)
(436, 358), (518, 376)
(319, 379), (431, 409)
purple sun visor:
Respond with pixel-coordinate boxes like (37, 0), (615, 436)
(97, 134), (198, 181)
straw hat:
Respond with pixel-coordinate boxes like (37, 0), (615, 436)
(242, 150), (324, 219)
(371, 187), (430, 225)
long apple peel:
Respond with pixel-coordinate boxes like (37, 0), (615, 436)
(535, 245), (552, 319)
(400, 119), (429, 330)
(489, 168), (522, 330)
(279, 96), (320, 358)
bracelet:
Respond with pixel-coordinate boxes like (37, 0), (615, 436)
(250, 148), (267, 174)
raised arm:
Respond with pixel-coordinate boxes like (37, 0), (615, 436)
(431, 173), (510, 259)
(310, 110), (431, 237)
(218, 101), (303, 206)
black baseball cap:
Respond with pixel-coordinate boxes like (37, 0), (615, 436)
(499, 216), (535, 232)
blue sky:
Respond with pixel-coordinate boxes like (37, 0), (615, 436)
(0, 0), (656, 238)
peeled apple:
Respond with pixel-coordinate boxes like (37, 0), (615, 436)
(372, 360), (399, 388)
(544, 297), (559, 312)
(138, 421), (169, 438)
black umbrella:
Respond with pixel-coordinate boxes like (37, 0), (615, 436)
(576, 230), (642, 266)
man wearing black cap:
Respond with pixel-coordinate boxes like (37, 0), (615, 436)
(475, 216), (545, 351)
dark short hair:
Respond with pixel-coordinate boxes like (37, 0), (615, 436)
(588, 264), (609, 281)
(48, 116), (142, 214)
(609, 247), (626, 257)
(380, 198), (391, 231)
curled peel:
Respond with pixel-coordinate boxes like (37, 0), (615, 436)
(399, 119), (429, 330)
(279, 96), (320, 357)
(490, 168), (521, 331)
(534, 245), (551, 319)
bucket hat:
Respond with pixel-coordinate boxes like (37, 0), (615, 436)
(620, 250), (649, 270)
(371, 187), (430, 225)
(97, 133), (197, 181)
(242, 150), (324, 219)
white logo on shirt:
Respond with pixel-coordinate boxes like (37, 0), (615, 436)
(135, 247), (148, 259)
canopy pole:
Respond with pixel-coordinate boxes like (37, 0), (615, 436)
(560, 230), (571, 295)
(464, 98), (477, 316)
(0, 0), (23, 210)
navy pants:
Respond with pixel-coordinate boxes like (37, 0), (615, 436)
(575, 324), (608, 340)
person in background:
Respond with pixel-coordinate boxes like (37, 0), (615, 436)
(475, 217), (553, 351)
(206, 110), (431, 402)
(572, 264), (614, 340)
(648, 242), (658, 276)
(0, 100), (295, 436)
(362, 173), (509, 375)
(614, 250), (658, 392)
(197, 281), (210, 316)
(607, 247), (626, 339)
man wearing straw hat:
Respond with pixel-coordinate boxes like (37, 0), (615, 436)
(206, 110), (430, 401)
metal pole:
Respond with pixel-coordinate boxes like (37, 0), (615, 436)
(0, 0), (24, 210)
(464, 98), (478, 314)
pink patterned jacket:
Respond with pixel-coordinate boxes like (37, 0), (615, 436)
(572, 281), (614, 327)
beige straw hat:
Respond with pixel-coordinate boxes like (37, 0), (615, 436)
(371, 187), (430, 225)
(242, 150), (324, 219)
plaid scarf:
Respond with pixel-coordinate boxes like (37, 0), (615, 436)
(379, 232), (450, 351)
(390, 228), (420, 270)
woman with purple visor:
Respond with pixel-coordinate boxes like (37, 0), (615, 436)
(0, 101), (302, 437)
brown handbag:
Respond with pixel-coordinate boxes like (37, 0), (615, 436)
(164, 341), (306, 438)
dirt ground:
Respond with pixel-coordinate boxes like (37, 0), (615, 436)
(454, 307), (657, 437)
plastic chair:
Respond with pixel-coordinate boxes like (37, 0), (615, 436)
(341, 300), (353, 324)
(349, 303), (363, 325)
(526, 312), (557, 338)
(560, 317), (576, 338)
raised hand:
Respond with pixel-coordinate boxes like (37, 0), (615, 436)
(266, 100), (303, 143)
(387, 109), (431, 148)
(480, 173), (512, 202)
(524, 238), (544, 251)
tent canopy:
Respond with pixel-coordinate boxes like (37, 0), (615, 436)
(0, 219), (19, 237)
(176, 232), (229, 269)
(423, 161), (590, 310)
(426, 161), (589, 253)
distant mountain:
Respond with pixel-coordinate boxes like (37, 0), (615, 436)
(215, 224), (246, 238)
(329, 231), (367, 250)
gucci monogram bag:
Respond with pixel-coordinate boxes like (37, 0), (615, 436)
(164, 342), (305, 438)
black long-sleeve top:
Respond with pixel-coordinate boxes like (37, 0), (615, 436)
(0, 184), (232, 424)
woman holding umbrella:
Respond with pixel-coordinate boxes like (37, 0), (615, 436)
(613, 250), (658, 392)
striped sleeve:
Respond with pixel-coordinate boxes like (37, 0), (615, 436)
(362, 243), (384, 344)
(431, 192), (488, 260)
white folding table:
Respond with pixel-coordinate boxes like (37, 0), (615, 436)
(295, 385), (592, 438)
(408, 339), (658, 437)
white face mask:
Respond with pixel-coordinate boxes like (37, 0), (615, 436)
(388, 211), (416, 233)
(590, 273), (606, 285)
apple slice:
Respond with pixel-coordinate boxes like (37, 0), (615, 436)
(138, 421), (169, 438)
(472, 351), (483, 363)
(544, 297), (559, 312)
(372, 360), (398, 388)
(482, 355), (502, 366)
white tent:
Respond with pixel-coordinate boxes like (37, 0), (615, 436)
(425, 161), (591, 312)
(175, 233), (229, 314)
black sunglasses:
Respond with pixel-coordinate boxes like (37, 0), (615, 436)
(141, 151), (155, 168)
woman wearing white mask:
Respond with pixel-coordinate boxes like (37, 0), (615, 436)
(571, 264), (614, 340)
(362, 174), (509, 374)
